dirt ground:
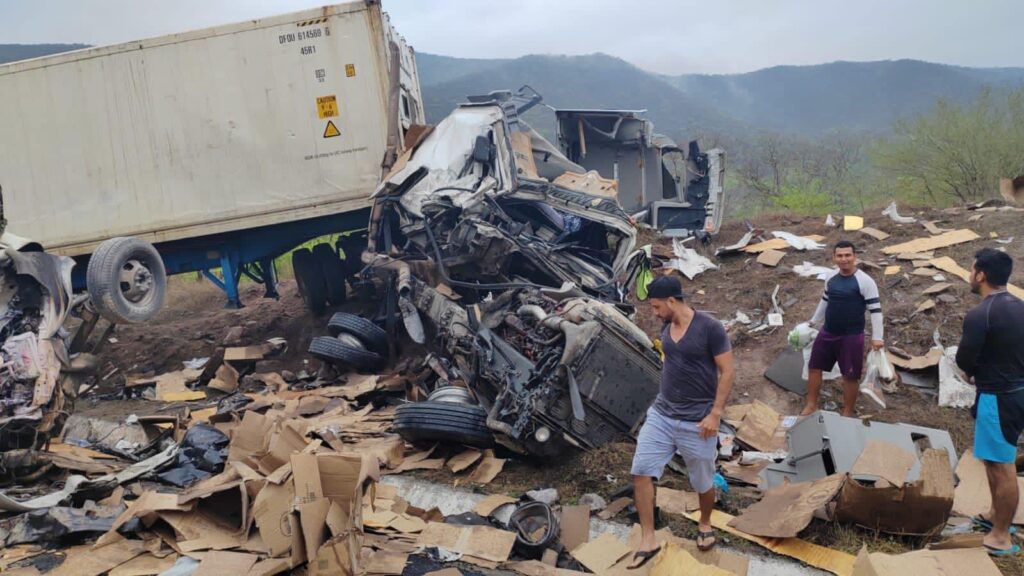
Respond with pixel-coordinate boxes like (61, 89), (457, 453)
(77, 203), (1024, 574)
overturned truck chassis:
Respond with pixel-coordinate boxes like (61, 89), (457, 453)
(364, 96), (661, 457)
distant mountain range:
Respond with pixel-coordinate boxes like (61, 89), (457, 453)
(418, 52), (1024, 141)
(4, 43), (1023, 143)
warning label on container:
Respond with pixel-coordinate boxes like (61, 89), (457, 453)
(323, 120), (340, 138)
(317, 95), (338, 119)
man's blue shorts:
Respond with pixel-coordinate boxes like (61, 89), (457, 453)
(973, 388), (1024, 464)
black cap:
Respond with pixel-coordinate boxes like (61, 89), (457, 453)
(647, 275), (687, 300)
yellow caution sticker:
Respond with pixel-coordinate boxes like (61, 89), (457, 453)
(345, 63), (356, 77)
(323, 120), (340, 138)
(317, 95), (338, 119)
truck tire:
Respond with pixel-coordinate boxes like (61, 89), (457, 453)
(293, 248), (327, 316)
(394, 402), (495, 448)
(86, 237), (167, 323)
(312, 243), (347, 306)
(326, 312), (388, 355)
(307, 335), (382, 371)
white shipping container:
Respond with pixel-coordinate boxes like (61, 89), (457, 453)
(0, 1), (423, 256)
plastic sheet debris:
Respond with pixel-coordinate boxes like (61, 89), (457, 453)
(938, 346), (974, 408)
(858, 350), (892, 409)
(882, 201), (916, 224)
(0, 502), (126, 546)
(666, 238), (718, 279)
(157, 424), (229, 487)
(772, 231), (824, 251)
(793, 262), (833, 280)
(825, 214), (836, 227)
(182, 358), (209, 371)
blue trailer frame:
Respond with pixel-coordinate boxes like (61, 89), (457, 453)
(69, 208), (371, 309)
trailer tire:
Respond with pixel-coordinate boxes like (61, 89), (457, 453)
(312, 243), (347, 306)
(86, 237), (167, 323)
(326, 312), (388, 355)
(307, 335), (382, 372)
(394, 402), (495, 448)
(293, 248), (327, 316)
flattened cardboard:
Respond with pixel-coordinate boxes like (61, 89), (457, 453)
(649, 544), (732, 576)
(472, 494), (517, 517)
(896, 251), (934, 260)
(720, 460), (766, 487)
(250, 557), (292, 576)
(47, 538), (147, 576)
(467, 451), (506, 484)
(252, 479), (298, 557)
(224, 346), (265, 362)
(922, 282), (952, 295)
(883, 265), (901, 276)
(560, 504), (591, 552)
(192, 551), (259, 576)
(622, 524), (749, 576)
(849, 440), (915, 486)
(915, 299), (936, 313)
(416, 522), (516, 563)
(851, 545), (1001, 576)
(921, 220), (951, 235)
(208, 363), (239, 394)
(836, 448), (955, 535)
(258, 419), (309, 475)
(844, 215), (864, 231)
(656, 487), (700, 516)
(447, 449), (483, 473)
(881, 229), (980, 255)
(952, 449), (1024, 525)
(505, 561), (587, 576)
(735, 400), (784, 452)
(229, 410), (273, 463)
(391, 457), (446, 473)
(571, 532), (632, 574)
(742, 238), (790, 253)
(685, 509), (855, 575)
(597, 497), (632, 520)
(930, 256), (1024, 299)
(860, 227), (890, 241)
(729, 474), (845, 538)
(107, 553), (178, 576)
(365, 551), (410, 575)
(756, 249), (786, 267)
(886, 348), (942, 371)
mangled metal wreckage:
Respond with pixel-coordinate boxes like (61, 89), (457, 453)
(363, 95), (662, 458)
(0, 234), (99, 480)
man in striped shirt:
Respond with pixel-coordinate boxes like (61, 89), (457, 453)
(801, 240), (884, 417)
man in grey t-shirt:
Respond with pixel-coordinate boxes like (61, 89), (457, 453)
(628, 276), (734, 568)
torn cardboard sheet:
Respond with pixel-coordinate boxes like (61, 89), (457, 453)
(685, 509), (855, 576)
(743, 234), (825, 254)
(560, 504), (591, 552)
(929, 256), (1024, 299)
(224, 346), (265, 362)
(193, 551), (260, 576)
(860, 227), (890, 241)
(952, 449), (1024, 525)
(843, 215), (864, 231)
(649, 544), (732, 576)
(107, 553), (179, 576)
(883, 265), (900, 276)
(881, 229), (979, 255)
(621, 524), (749, 576)
(571, 532), (632, 574)
(365, 551), (410, 575)
(922, 283), (952, 295)
(735, 401), (785, 452)
(47, 537), (147, 576)
(467, 451), (505, 484)
(921, 221), (952, 235)
(446, 449), (483, 473)
(886, 348), (942, 371)
(896, 251), (934, 260)
(472, 494), (517, 517)
(837, 448), (954, 535)
(851, 545), (1001, 576)
(849, 440), (915, 486)
(728, 474), (845, 538)
(756, 249), (786, 267)
(416, 522), (515, 563)
(655, 487), (700, 516)
(597, 497), (632, 520)
(208, 363), (239, 394)
(720, 460), (766, 487)
(915, 299), (936, 313)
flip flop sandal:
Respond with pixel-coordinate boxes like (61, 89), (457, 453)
(972, 515), (1018, 535)
(697, 530), (717, 551)
(627, 546), (661, 570)
(986, 544), (1021, 557)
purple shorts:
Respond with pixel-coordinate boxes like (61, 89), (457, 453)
(808, 329), (865, 380)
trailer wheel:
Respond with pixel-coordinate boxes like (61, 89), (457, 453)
(307, 335), (382, 372)
(326, 312), (388, 355)
(394, 402), (495, 448)
(86, 237), (167, 323)
(312, 243), (347, 306)
(293, 248), (327, 316)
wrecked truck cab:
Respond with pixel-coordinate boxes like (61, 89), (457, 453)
(362, 95), (661, 458)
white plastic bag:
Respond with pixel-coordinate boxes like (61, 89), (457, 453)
(791, 323), (842, 381)
(876, 348), (895, 381)
(859, 350), (888, 409)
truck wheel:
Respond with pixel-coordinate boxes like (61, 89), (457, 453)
(312, 243), (347, 306)
(293, 248), (327, 316)
(86, 237), (167, 323)
(327, 312), (388, 355)
(308, 335), (382, 372)
(394, 402), (495, 448)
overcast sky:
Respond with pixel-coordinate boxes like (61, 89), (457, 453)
(2, 0), (1022, 74)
